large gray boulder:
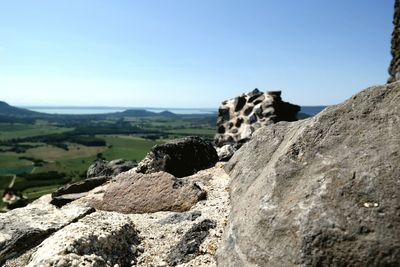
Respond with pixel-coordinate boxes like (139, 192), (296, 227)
(217, 83), (400, 266)
(137, 136), (218, 178)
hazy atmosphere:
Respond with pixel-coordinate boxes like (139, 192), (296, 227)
(0, 0), (393, 107)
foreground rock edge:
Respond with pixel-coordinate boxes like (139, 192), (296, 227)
(3, 163), (231, 267)
(217, 83), (400, 266)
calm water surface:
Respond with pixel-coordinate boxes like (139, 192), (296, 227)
(21, 106), (217, 115)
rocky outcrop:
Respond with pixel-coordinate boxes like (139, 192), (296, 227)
(0, 196), (94, 265)
(389, 0), (400, 83)
(26, 211), (141, 267)
(137, 136), (218, 177)
(217, 83), (400, 266)
(3, 163), (231, 266)
(214, 89), (300, 160)
(91, 171), (207, 214)
(87, 159), (137, 178)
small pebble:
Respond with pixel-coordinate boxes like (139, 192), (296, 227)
(363, 202), (379, 208)
(137, 245), (145, 253)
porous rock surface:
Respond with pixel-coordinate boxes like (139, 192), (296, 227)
(137, 136), (218, 177)
(0, 195), (94, 265)
(217, 83), (400, 266)
(87, 158), (137, 178)
(3, 163), (231, 267)
(214, 89), (299, 160)
(91, 171), (207, 214)
(26, 211), (140, 267)
(128, 163), (231, 267)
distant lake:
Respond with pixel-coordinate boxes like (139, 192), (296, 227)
(21, 106), (326, 116)
(21, 106), (217, 115)
(300, 106), (327, 116)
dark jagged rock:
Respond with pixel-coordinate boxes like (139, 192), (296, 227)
(50, 192), (94, 208)
(86, 159), (137, 178)
(136, 136), (218, 178)
(50, 176), (110, 207)
(214, 89), (300, 160)
(167, 219), (216, 266)
(52, 177), (109, 197)
(91, 171), (207, 214)
(217, 83), (400, 266)
(389, 0), (400, 83)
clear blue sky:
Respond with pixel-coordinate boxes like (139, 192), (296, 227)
(0, 0), (394, 107)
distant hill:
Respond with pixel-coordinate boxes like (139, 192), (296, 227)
(119, 109), (162, 117)
(0, 101), (42, 117)
(158, 110), (179, 118)
(0, 102), (183, 120)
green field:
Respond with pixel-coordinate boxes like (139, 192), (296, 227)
(167, 128), (215, 139)
(0, 135), (164, 207)
(0, 154), (32, 168)
(0, 175), (13, 190)
(0, 112), (216, 210)
(0, 123), (73, 140)
(101, 135), (162, 160)
(23, 185), (63, 200)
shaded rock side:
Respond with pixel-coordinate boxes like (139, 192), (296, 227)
(91, 171), (207, 214)
(137, 136), (218, 177)
(214, 89), (300, 160)
(217, 83), (400, 266)
(26, 211), (140, 267)
(167, 219), (217, 266)
(87, 159), (137, 178)
(0, 197), (94, 265)
(51, 176), (110, 207)
(389, 0), (400, 83)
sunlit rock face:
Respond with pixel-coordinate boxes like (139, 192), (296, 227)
(389, 0), (400, 83)
(217, 83), (400, 266)
(214, 89), (300, 160)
